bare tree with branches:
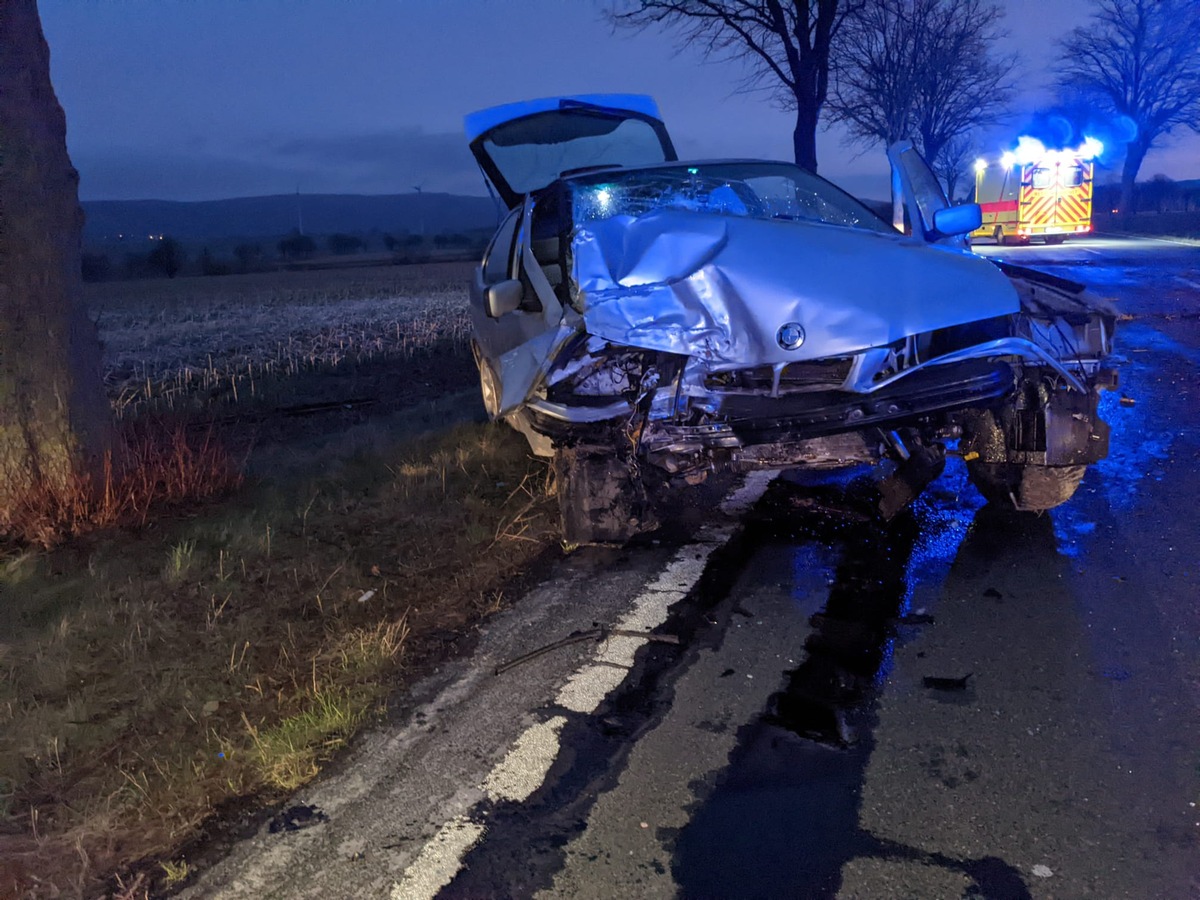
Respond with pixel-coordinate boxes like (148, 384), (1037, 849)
(1056, 0), (1200, 218)
(827, 0), (1016, 175)
(609, 1), (860, 173)
(933, 133), (975, 203)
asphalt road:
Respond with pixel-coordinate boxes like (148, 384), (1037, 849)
(184, 235), (1200, 900)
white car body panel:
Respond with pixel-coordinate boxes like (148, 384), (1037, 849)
(573, 210), (1020, 369)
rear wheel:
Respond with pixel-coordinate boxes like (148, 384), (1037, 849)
(993, 225), (1005, 245)
(1045, 234), (1067, 245)
(553, 449), (657, 543)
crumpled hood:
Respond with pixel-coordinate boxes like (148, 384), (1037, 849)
(572, 210), (1020, 369)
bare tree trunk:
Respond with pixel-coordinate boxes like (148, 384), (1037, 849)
(793, 106), (820, 173)
(0, 0), (111, 514)
(1118, 139), (1148, 224)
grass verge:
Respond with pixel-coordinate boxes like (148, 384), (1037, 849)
(0, 419), (558, 898)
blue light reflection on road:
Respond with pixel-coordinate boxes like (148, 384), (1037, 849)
(1059, 322), (1191, 538)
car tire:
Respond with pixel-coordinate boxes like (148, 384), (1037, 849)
(993, 225), (1005, 245)
(554, 449), (656, 543)
(471, 341), (501, 419)
(966, 460), (1087, 511)
(1045, 235), (1067, 245)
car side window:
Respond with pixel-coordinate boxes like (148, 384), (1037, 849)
(483, 209), (521, 283)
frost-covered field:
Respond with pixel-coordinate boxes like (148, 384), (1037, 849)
(86, 262), (473, 417)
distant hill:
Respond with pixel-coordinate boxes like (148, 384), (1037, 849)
(81, 192), (501, 242)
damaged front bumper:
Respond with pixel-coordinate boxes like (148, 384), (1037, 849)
(520, 315), (1115, 482)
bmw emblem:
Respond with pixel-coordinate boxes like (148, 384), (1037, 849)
(777, 322), (806, 350)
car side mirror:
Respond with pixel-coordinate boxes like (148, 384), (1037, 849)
(485, 279), (525, 318)
(932, 203), (982, 238)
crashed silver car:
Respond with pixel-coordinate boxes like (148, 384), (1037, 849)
(464, 95), (1117, 541)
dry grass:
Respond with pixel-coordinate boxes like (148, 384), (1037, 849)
(0, 421), (558, 898)
(0, 423), (242, 549)
(0, 262), (540, 897)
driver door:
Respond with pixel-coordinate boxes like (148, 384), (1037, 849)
(469, 195), (567, 417)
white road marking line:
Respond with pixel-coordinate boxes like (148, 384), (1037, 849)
(482, 715), (569, 803)
(555, 660), (639, 714)
(389, 471), (779, 899)
(555, 543), (717, 714)
(1137, 235), (1200, 247)
(390, 815), (486, 900)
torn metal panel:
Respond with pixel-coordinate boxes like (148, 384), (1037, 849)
(572, 211), (1021, 369)
(493, 322), (578, 415)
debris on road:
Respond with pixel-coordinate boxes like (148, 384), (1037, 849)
(268, 804), (329, 834)
(922, 673), (974, 691)
(494, 626), (680, 676)
(787, 495), (875, 522)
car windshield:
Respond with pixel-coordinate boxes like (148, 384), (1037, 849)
(569, 162), (893, 234)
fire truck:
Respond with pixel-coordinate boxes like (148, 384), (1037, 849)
(972, 136), (1102, 245)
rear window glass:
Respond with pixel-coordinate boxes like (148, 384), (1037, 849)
(482, 113), (671, 197)
(1061, 166), (1084, 187)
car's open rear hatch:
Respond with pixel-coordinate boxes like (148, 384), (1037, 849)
(465, 94), (677, 209)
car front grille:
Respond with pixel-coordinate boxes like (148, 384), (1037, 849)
(704, 357), (854, 393)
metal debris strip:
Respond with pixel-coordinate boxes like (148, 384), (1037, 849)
(786, 495), (874, 522)
(922, 673), (974, 691)
(495, 627), (681, 676)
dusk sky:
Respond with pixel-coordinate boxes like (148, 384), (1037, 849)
(39, 0), (1200, 203)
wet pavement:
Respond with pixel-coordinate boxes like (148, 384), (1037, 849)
(448, 237), (1200, 899)
(185, 236), (1200, 899)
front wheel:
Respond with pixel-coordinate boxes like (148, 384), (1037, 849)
(553, 449), (657, 543)
(966, 461), (1087, 512)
